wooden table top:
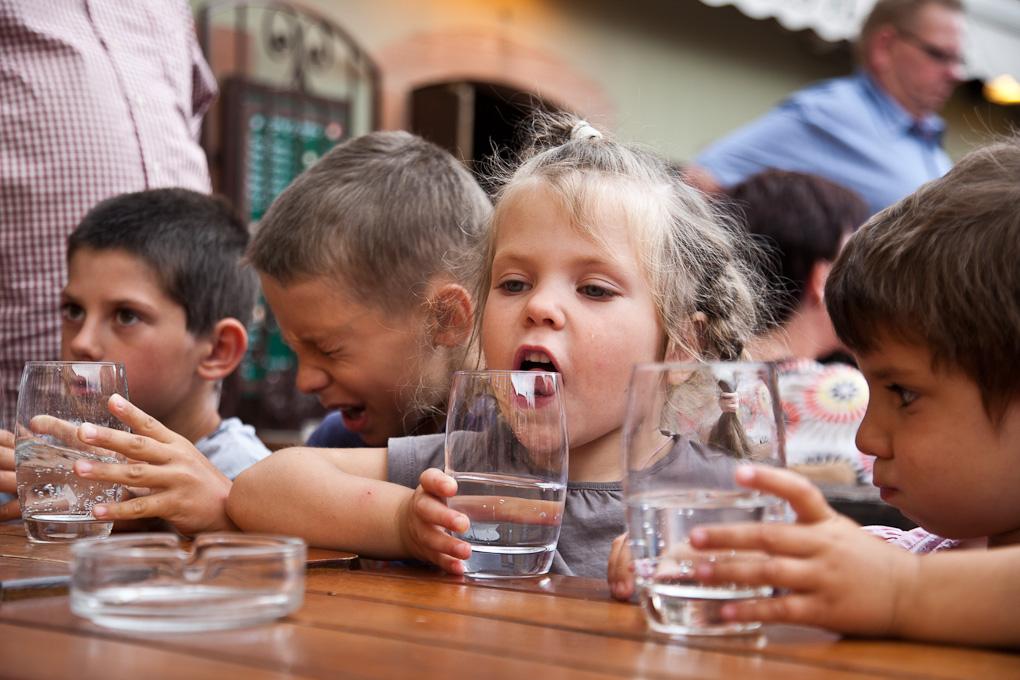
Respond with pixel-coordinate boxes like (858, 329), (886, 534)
(0, 522), (1016, 679)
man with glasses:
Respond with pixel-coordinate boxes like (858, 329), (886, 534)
(693, 0), (965, 216)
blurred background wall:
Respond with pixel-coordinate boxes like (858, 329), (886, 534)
(195, 0), (1017, 166)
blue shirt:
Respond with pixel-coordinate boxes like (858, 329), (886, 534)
(696, 71), (952, 216)
(305, 411), (369, 449)
(305, 411), (448, 449)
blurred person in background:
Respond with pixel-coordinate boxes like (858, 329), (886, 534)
(693, 0), (965, 216)
(725, 169), (873, 485)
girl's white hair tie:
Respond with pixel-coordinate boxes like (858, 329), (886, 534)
(570, 120), (603, 140)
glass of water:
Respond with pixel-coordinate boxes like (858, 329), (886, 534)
(622, 361), (786, 636)
(444, 370), (569, 578)
(14, 362), (129, 542)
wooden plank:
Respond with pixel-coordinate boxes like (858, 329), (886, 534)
(0, 598), (644, 679)
(0, 532), (75, 563)
(302, 570), (1020, 680)
(0, 556), (71, 601)
(0, 622), (314, 680)
(360, 563), (615, 599)
(0, 594), (883, 679)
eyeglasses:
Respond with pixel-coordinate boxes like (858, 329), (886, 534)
(895, 27), (965, 68)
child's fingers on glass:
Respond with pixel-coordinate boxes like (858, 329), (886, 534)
(78, 425), (175, 465)
(434, 552), (467, 576)
(411, 487), (466, 531)
(418, 467), (457, 497)
(425, 528), (471, 560)
(695, 551), (815, 593)
(74, 458), (154, 490)
(691, 522), (830, 563)
(106, 395), (178, 443)
(28, 414), (79, 444)
(92, 498), (146, 522)
(734, 465), (833, 522)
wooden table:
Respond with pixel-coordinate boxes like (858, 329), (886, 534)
(0, 524), (1016, 679)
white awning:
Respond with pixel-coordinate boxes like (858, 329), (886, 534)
(698, 0), (1020, 82)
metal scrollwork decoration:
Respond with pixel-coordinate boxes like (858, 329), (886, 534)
(199, 0), (379, 108)
(261, 6), (337, 90)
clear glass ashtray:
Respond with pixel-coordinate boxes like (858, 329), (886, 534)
(70, 533), (307, 632)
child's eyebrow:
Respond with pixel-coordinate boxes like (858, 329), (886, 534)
(865, 364), (925, 383)
(493, 250), (629, 274)
(58, 290), (145, 309)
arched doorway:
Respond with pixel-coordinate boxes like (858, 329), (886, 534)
(411, 81), (555, 189)
(376, 25), (615, 150)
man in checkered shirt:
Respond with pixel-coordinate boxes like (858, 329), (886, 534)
(0, 1), (217, 425)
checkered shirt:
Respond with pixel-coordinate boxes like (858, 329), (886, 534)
(0, 0), (218, 426)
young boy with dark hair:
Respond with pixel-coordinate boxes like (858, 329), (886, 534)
(1, 188), (270, 534)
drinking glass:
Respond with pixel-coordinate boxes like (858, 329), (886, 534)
(14, 362), (129, 542)
(445, 370), (569, 578)
(622, 361), (786, 636)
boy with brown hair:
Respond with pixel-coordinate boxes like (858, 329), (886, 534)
(247, 130), (492, 449)
(611, 137), (1020, 648)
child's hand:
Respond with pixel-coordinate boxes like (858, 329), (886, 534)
(607, 532), (635, 600)
(72, 394), (236, 536)
(0, 428), (19, 522)
(397, 467), (472, 575)
(689, 465), (918, 637)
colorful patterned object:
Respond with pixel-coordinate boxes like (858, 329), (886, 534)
(777, 359), (873, 484)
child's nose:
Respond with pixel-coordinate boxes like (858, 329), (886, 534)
(294, 359), (330, 395)
(65, 324), (103, 362)
(523, 287), (566, 328)
(854, 405), (890, 459)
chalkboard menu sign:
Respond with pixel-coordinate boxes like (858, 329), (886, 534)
(222, 78), (350, 430)
(223, 78), (349, 221)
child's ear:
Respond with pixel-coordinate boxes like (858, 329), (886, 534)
(196, 318), (249, 381)
(663, 312), (707, 363)
(806, 260), (832, 306)
(662, 313), (707, 386)
(427, 283), (474, 349)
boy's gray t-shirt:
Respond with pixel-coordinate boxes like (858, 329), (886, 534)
(387, 433), (626, 579)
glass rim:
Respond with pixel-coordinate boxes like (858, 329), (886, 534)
(22, 361), (125, 369)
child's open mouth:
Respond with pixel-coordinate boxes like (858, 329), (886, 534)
(515, 351), (558, 398)
(339, 406), (368, 432)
